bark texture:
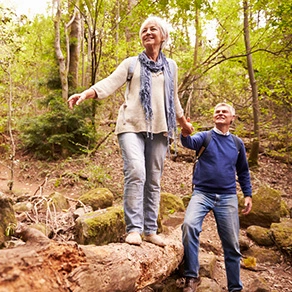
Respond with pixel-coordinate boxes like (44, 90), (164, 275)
(68, 7), (81, 89)
(54, 0), (68, 101)
(243, 0), (260, 166)
(0, 225), (183, 292)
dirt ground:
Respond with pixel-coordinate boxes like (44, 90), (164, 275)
(0, 137), (291, 291)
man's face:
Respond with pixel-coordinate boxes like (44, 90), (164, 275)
(213, 105), (234, 126)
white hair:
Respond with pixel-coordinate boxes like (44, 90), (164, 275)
(214, 103), (236, 116)
(139, 16), (170, 50)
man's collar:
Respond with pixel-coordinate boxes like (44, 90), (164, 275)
(213, 127), (230, 136)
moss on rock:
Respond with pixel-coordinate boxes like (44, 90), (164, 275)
(0, 193), (17, 247)
(78, 188), (114, 211)
(238, 184), (281, 228)
(270, 219), (292, 261)
(47, 192), (70, 212)
(75, 206), (125, 245)
(160, 192), (185, 218)
(246, 225), (274, 246)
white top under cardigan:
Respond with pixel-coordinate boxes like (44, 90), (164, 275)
(90, 57), (184, 135)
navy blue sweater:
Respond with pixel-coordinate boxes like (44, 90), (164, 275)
(181, 130), (252, 197)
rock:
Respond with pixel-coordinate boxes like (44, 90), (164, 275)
(270, 218), (292, 261)
(181, 194), (192, 208)
(197, 277), (221, 292)
(242, 245), (282, 265)
(0, 193), (17, 247)
(47, 192), (70, 212)
(140, 249), (219, 292)
(74, 206), (125, 245)
(160, 192), (185, 217)
(239, 235), (250, 252)
(160, 192), (185, 233)
(238, 185), (281, 228)
(29, 223), (51, 237)
(247, 277), (271, 292)
(13, 201), (34, 213)
(77, 188), (114, 211)
(199, 254), (217, 279)
(73, 206), (93, 219)
(246, 225), (274, 246)
(280, 200), (290, 218)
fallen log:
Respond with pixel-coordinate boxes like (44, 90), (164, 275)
(0, 222), (184, 292)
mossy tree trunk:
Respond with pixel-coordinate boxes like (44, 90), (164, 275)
(243, 0), (260, 167)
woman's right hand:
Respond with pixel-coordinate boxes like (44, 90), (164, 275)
(68, 93), (82, 109)
(67, 89), (96, 109)
(181, 117), (193, 137)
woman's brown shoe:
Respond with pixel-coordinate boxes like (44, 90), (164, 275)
(183, 277), (201, 292)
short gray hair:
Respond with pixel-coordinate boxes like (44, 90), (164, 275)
(214, 103), (235, 116)
(139, 16), (169, 50)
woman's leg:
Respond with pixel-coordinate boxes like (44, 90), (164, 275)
(118, 133), (146, 235)
(143, 133), (168, 235)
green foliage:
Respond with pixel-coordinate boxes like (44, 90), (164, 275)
(5, 223), (16, 237)
(0, 0), (291, 162)
(19, 93), (98, 160)
(83, 164), (111, 188)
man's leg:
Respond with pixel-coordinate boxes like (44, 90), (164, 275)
(182, 191), (213, 278)
(213, 194), (243, 292)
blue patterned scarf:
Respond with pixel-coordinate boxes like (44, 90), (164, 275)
(138, 51), (176, 139)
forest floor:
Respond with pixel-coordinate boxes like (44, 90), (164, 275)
(0, 135), (292, 291)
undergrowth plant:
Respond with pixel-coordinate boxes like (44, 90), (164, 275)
(18, 93), (99, 160)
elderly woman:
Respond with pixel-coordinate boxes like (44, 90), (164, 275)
(68, 16), (193, 246)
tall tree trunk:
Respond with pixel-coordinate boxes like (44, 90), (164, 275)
(89, 2), (102, 87)
(68, 6), (81, 90)
(125, 0), (137, 55)
(193, 6), (200, 68)
(54, 0), (69, 101)
(243, 0), (260, 167)
(81, 20), (86, 87)
(7, 62), (15, 191)
(87, 2), (103, 128)
(185, 7), (201, 118)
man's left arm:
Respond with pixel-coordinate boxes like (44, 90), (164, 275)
(242, 196), (252, 215)
(236, 140), (253, 215)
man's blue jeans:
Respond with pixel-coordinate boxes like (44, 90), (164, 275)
(118, 132), (168, 236)
(182, 190), (243, 292)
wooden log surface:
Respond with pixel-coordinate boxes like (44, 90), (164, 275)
(0, 221), (184, 292)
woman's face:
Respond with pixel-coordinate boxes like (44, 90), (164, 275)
(140, 21), (164, 51)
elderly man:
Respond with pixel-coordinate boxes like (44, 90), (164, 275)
(181, 103), (252, 292)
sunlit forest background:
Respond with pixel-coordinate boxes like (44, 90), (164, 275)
(1, 0), (291, 168)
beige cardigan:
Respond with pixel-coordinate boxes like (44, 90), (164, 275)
(91, 57), (184, 135)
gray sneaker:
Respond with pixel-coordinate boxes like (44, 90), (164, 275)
(125, 232), (142, 245)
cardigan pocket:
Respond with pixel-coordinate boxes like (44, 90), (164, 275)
(119, 102), (127, 125)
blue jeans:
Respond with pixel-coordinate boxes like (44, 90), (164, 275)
(182, 191), (243, 292)
(118, 132), (168, 235)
